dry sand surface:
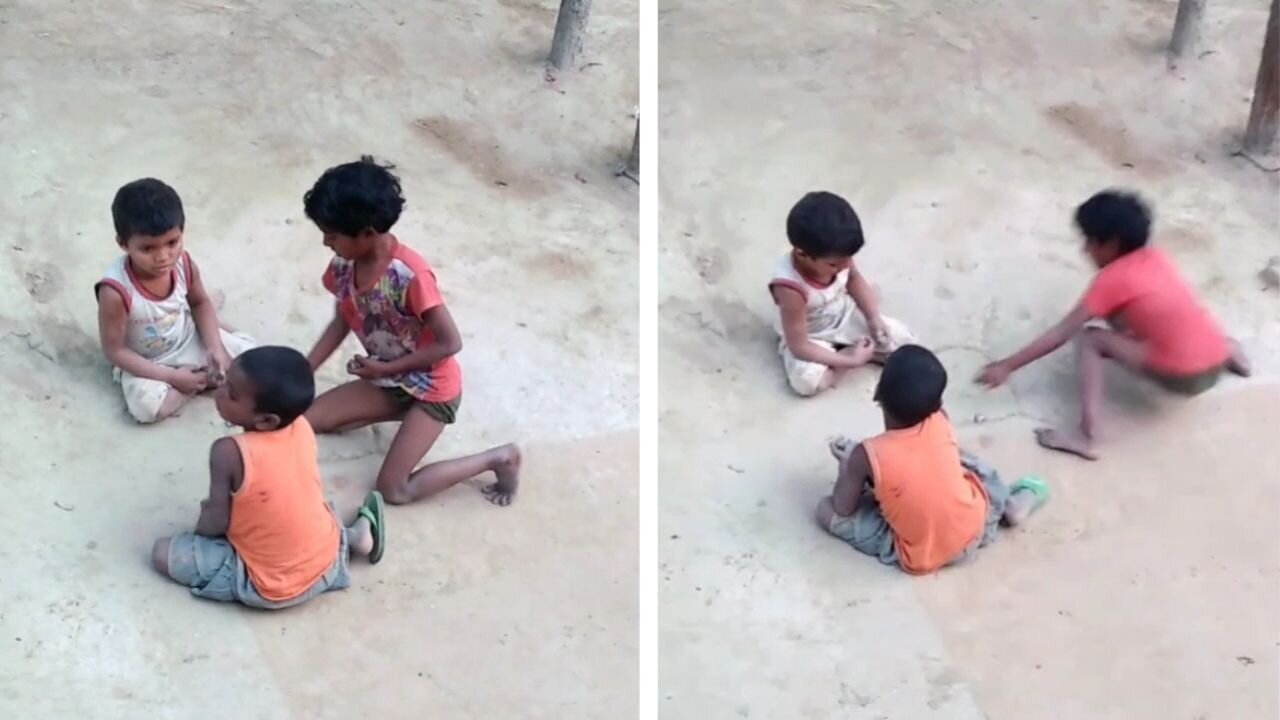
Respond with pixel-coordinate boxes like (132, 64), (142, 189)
(659, 1), (1279, 718)
(0, 2), (637, 718)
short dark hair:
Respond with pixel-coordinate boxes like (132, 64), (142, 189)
(112, 178), (185, 240)
(238, 346), (315, 427)
(874, 345), (946, 426)
(303, 156), (405, 236)
(786, 191), (865, 258)
(1074, 190), (1151, 254)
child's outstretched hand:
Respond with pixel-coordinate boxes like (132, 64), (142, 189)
(976, 361), (1012, 388)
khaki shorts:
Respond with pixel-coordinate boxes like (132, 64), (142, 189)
(165, 504), (350, 610)
(117, 329), (256, 423)
(385, 387), (461, 425)
(780, 313), (916, 396)
(1148, 365), (1222, 396)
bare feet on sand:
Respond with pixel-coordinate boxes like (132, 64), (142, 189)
(481, 443), (522, 507)
(1034, 427), (1098, 461)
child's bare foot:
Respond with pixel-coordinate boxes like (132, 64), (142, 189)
(1227, 340), (1251, 377)
(481, 443), (522, 506)
(1034, 427), (1097, 461)
(828, 435), (855, 463)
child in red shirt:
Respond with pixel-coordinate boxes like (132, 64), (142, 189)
(301, 157), (521, 506)
(978, 190), (1249, 460)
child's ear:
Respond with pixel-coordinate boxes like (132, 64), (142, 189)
(253, 413), (283, 432)
(358, 227), (379, 240)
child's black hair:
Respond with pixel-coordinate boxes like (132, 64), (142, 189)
(874, 345), (946, 427)
(303, 155), (405, 236)
(112, 178), (185, 240)
(238, 346), (315, 428)
(1075, 190), (1151, 254)
(786, 191), (865, 258)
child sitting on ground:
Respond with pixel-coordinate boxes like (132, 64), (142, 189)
(301, 157), (521, 506)
(816, 345), (1048, 574)
(977, 190), (1250, 460)
(769, 191), (915, 397)
(151, 346), (386, 609)
(95, 178), (254, 423)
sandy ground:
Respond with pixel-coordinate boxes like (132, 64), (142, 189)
(659, 1), (1279, 718)
(0, 2), (637, 718)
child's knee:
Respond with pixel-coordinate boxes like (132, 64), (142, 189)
(814, 496), (836, 530)
(151, 538), (171, 576)
(376, 476), (413, 506)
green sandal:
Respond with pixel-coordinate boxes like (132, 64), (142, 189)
(357, 491), (387, 565)
(1009, 475), (1050, 515)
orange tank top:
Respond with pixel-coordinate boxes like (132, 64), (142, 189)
(863, 412), (989, 575)
(228, 418), (339, 602)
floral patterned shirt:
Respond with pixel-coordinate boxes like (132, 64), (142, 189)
(322, 238), (462, 402)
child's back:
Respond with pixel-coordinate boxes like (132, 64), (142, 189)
(227, 416), (338, 602)
(863, 411), (988, 574)
(1082, 244), (1227, 376)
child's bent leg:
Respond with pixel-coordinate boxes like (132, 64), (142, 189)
(305, 380), (404, 434)
(782, 342), (843, 397)
(122, 372), (188, 424)
(217, 328), (256, 357)
(1035, 327), (1145, 460)
(816, 492), (898, 567)
(377, 407), (521, 506)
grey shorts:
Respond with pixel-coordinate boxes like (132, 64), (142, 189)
(166, 505), (351, 609)
(826, 451), (1010, 569)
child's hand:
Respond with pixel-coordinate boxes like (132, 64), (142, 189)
(206, 347), (232, 387)
(867, 316), (891, 350)
(828, 435), (855, 463)
(169, 366), (211, 395)
(976, 361), (1012, 388)
(838, 337), (876, 367)
(347, 355), (390, 380)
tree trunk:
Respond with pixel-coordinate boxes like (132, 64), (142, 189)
(1244, 0), (1280, 153)
(625, 119), (639, 180)
(548, 0), (592, 72)
(1168, 0), (1206, 62)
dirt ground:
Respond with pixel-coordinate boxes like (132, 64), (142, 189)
(0, 2), (637, 718)
(659, 1), (1279, 718)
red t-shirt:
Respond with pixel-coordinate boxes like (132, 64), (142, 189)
(1081, 247), (1228, 375)
(322, 238), (462, 402)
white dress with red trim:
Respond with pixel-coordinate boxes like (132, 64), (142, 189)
(95, 253), (195, 361)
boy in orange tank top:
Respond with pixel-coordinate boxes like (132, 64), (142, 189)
(151, 347), (388, 609)
(977, 190), (1250, 460)
(816, 346), (1048, 574)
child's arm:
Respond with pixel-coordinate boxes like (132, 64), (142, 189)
(831, 442), (872, 517)
(845, 260), (887, 342)
(194, 437), (241, 538)
(185, 258), (231, 380)
(773, 287), (873, 368)
(351, 305), (463, 380)
(307, 305), (351, 371)
(978, 302), (1092, 387)
(97, 289), (209, 394)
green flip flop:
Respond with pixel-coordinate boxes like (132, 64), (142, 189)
(1009, 475), (1050, 515)
(357, 490), (387, 565)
